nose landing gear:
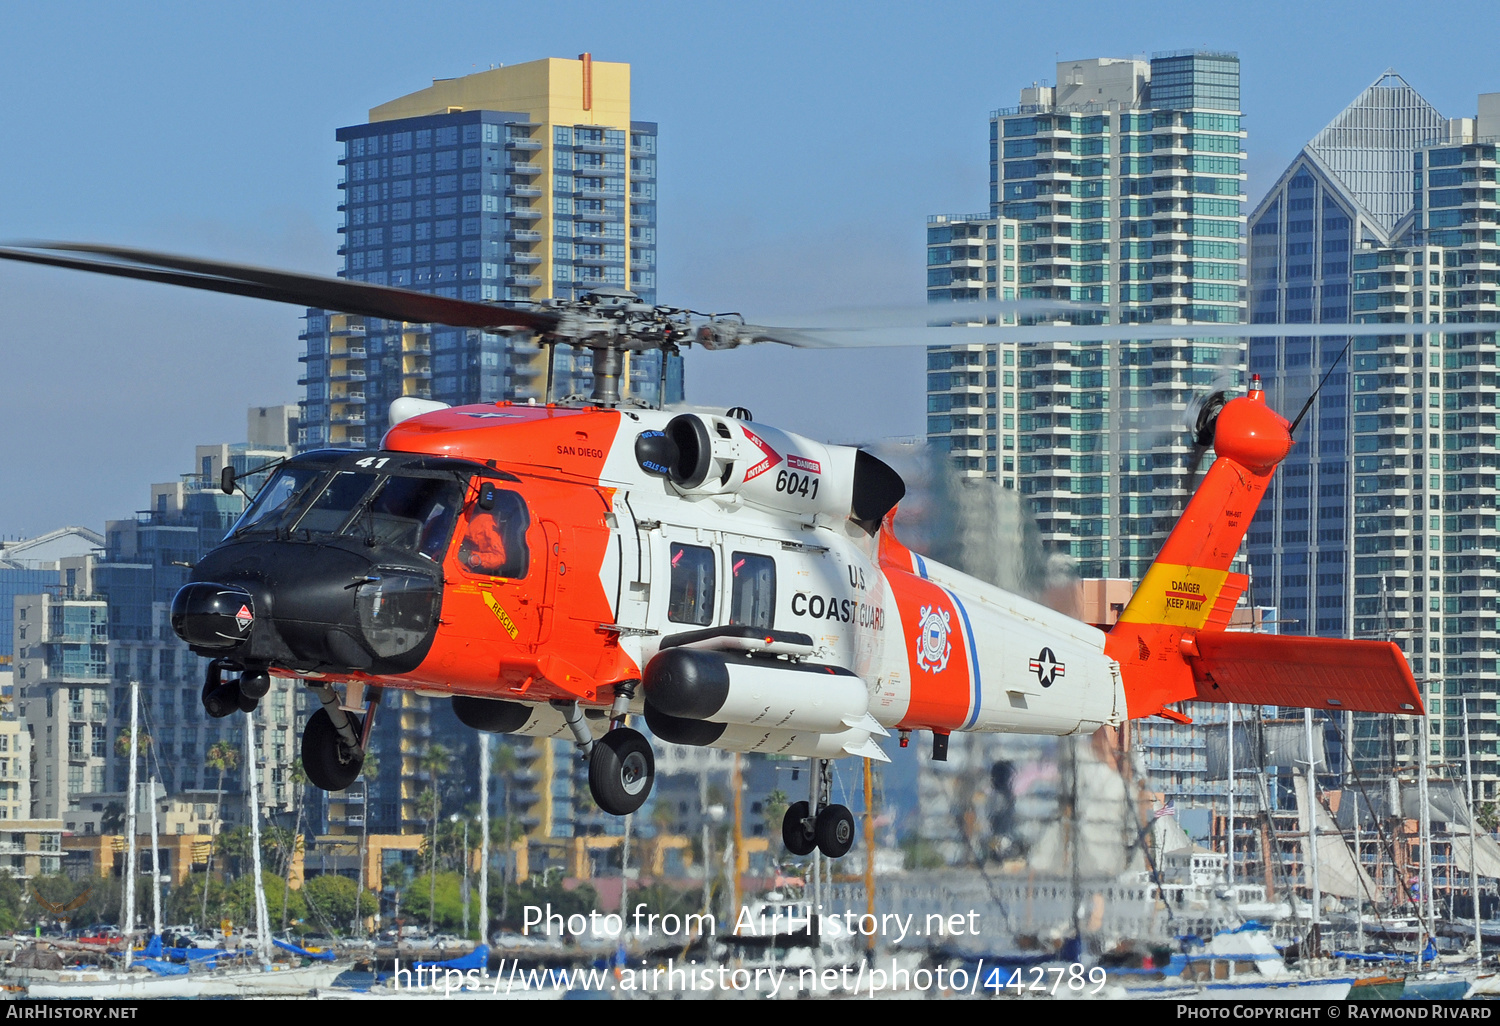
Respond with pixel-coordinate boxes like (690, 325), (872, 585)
(300, 683), (377, 793)
(782, 758), (854, 859)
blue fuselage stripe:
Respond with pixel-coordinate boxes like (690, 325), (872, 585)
(944, 587), (982, 729)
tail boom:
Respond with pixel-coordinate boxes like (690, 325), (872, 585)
(1105, 384), (1423, 720)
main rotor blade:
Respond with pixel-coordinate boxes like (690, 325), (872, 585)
(740, 320), (1453, 348)
(780, 297), (1110, 328)
(0, 242), (559, 333)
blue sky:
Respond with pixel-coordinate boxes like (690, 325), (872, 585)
(1, 1), (1497, 536)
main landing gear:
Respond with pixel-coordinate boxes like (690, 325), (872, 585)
(559, 684), (657, 817)
(782, 758), (854, 859)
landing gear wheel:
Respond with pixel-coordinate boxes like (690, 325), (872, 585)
(202, 681), (241, 719)
(782, 801), (816, 856)
(301, 709), (364, 792)
(588, 728), (655, 816)
(815, 804), (855, 858)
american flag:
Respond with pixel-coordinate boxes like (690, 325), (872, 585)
(1154, 803), (1177, 819)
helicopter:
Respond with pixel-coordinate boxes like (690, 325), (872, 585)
(0, 241), (1427, 860)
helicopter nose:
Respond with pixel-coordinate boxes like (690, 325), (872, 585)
(170, 582), (257, 650)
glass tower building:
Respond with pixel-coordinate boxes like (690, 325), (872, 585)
(1246, 74), (1447, 645)
(301, 57), (673, 451)
(1344, 107), (1500, 790)
(928, 53), (1248, 579)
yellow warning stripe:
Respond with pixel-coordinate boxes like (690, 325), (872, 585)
(1116, 563), (1229, 629)
(482, 592), (520, 639)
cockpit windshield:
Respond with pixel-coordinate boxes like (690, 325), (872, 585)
(230, 461), (468, 561)
(229, 465), (327, 537)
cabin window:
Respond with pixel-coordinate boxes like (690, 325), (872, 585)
(668, 544), (715, 625)
(458, 490), (530, 579)
(729, 552), (776, 629)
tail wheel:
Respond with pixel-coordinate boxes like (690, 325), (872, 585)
(588, 728), (655, 816)
(302, 709), (364, 792)
(782, 801), (816, 856)
(815, 804), (855, 859)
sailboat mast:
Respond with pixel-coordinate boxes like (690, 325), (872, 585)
(149, 775), (162, 938)
(245, 708), (271, 960)
(122, 678), (139, 968)
(1349, 710), (1363, 954)
(1464, 696), (1481, 966)
(1419, 704), (1435, 949)
(1227, 706), (1236, 888)
(479, 734), (490, 944)
(1304, 709), (1321, 954)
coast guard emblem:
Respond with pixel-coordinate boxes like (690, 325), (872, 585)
(915, 604), (952, 673)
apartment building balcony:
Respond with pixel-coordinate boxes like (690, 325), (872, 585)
(505, 161), (542, 175)
(507, 185), (543, 199)
(506, 275), (542, 287)
(504, 138), (543, 151)
(505, 207), (542, 221)
(507, 229), (542, 242)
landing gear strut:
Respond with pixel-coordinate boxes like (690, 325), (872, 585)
(300, 683), (375, 793)
(783, 758), (854, 859)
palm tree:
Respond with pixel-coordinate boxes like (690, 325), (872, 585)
(281, 758), (309, 932)
(493, 742), (520, 924)
(418, 744), (452, 934)
(202, 740), (239, 927)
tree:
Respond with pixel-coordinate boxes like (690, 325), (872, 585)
(99, 801), (126, 836)
(417, 743), (452, 932)
(398, 871), (478, 933)
(202, 740), (240, 925)
(493, 741), (521, 923)
(114, 727), (152, 759)
(301, 874), (377, 936)
(280, 757), (309, 931)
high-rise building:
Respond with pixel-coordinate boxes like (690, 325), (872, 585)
(300, 55), (672, 452)
(925, 214), (1024, 484)
(1343, 97), (1500, 790)
(1245, 74), (1448, 646)
(78, 407), (302, 826)
(1244, 81), (1500, 790)
(927, 53), (1248, 578)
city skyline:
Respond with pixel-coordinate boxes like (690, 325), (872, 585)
(2, 4), (1499, 536)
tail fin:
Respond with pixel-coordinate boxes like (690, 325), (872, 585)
(1105, 382), (1423, 720)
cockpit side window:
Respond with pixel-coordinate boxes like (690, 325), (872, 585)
(458, 489), (531, 579)
(361, 476), (466, 560)
(668, 544), (716, 625)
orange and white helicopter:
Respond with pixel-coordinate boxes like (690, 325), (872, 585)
(0, 242), (1425, 860)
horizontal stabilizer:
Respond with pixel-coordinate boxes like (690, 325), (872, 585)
(843, 735), (891, 763)
(1186, 633), (1423, 715)
(842, 712), (891, 737)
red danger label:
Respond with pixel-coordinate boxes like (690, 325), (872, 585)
(235, 605), (253, 631)
(786, 454), (821, 474)
(741, 426), (783, 482)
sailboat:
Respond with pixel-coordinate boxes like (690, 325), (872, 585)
(27, 685), (350, 999)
